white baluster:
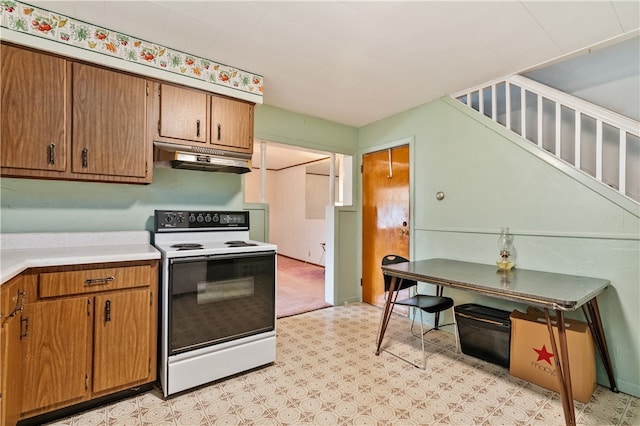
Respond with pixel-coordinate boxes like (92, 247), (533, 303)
(555, 102), (561, 157)
(492, 84), (497, 121)
(505, 81), (511, 130)
(537, 94), (543, 147)
(596, 119), (603, 180)
(575, 111), (581, 169)
(521, 86), (526, 139)
(619, 130), (627, 195)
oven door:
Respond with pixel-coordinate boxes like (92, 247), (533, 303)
(168, 251), (275, 355)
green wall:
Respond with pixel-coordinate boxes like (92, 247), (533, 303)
(254, 104), (358, 154)
(358, 96), (640, 397)
(0, 167), (245, 233)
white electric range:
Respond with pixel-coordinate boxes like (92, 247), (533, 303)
(153, 210), (277, 397)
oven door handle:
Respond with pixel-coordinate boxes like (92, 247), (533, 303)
(169, 251), (276, 264)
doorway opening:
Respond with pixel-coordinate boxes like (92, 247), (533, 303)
(244, 140), (353, 317)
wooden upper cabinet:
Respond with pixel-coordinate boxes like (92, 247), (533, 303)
(211, 95), (254, 153)
(72, 63), (148, 178)
(1, 43), (152, 184)
(1, 45), (67, 171)
(157, 83), (209, 144)
(153, 82), (254, 155)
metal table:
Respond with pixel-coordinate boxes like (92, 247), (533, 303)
(377, 258), (618, 426)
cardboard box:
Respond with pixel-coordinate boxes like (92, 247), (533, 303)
(509, 307), (596, 403)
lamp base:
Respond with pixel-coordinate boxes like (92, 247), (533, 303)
(496, 259), (515, 270)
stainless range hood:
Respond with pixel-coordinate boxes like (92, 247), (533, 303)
(154, 142), (252, 174)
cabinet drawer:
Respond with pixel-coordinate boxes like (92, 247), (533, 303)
(39, 265), (151, 298)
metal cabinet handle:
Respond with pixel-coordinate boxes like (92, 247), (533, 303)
(105, 300), (111, 322)
(217, 123), (221, 141)
(81, 148), (88, 168)
(196, 119), (201, 137)
(48, 143), (56, 165)
(85, 276), (115, 285)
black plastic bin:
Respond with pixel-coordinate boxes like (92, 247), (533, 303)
(455, 303), (511, 367)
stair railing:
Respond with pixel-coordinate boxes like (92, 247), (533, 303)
(453, 75), (640, 204)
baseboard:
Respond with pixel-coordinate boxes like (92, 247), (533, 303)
(277, 253), (325, 268)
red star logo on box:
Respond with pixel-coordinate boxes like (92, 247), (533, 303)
(533, 344), (554, 365)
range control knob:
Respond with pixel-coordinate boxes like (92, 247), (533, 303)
(197, 214), (204, 223)
(212, 214), (219, 223)
(188, 214), (196, 223)
(204, 214), (212, 222)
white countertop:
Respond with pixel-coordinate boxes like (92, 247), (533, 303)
(1, 231), (161, 285)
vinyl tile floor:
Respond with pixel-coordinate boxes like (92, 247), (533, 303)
(47, 302), (638, 425)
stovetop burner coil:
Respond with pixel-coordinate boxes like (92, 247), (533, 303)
(225, 240), (258, 247)
(171, 243), (204, 250)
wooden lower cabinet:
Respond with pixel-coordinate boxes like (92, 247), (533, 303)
(92, 289), (151, 394)
(0, 260), (158, 425)
(21, 297), (90, 414)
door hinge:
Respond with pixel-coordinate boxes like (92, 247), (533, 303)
(146, 82), (149, 96)
(157, 120), (160, 133)
(19, 315), (29, 339)
(87, 299), (91, 316)
(150, 292), (153, 307)
(360, 278), (363, 287)
(85, 374), (89, 390)
(360, 164), (363, 173)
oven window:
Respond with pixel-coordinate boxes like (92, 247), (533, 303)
(169, 251), (275, 354)
(197, 277), (254, 303)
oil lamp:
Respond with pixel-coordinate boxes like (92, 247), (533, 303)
(496, 227), (515, 270)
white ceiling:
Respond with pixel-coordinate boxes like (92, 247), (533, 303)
(25, 1), (640, 169)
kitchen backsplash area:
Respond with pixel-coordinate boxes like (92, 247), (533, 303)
(0, 166), (246, 233)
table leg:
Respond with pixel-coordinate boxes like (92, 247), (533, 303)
(582, 298), (618, 392)
(544, 308), (576, 426)
(376, 275), (398, 355)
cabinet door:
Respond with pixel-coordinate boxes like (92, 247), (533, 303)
(1, 275), (29, 426)
(1, 45), (67, 171)
(158, 84), (208, 143)
(210, 95), (254, 153)
(92, 289), (150, 394)
(21, 297), (90, 414)
(72, 63), (148, 178)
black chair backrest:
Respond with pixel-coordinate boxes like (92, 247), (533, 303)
(382, 254), (418, 292)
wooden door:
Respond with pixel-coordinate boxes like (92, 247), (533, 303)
(158, 83), (209, 143)
(1, 45), (67, 171)
(21, 297), (90, 414)
(210, 95), (254, 153)
(92, 289), (150, 394)
(362, 145), (410, 308)
(72, 63), (148, 178)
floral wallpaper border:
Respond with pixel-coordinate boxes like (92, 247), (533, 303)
(0, 1), (264, 99)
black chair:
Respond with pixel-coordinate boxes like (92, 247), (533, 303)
(380, 254), (458, 369)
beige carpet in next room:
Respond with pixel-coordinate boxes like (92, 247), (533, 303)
(276, 254), (332, 318)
